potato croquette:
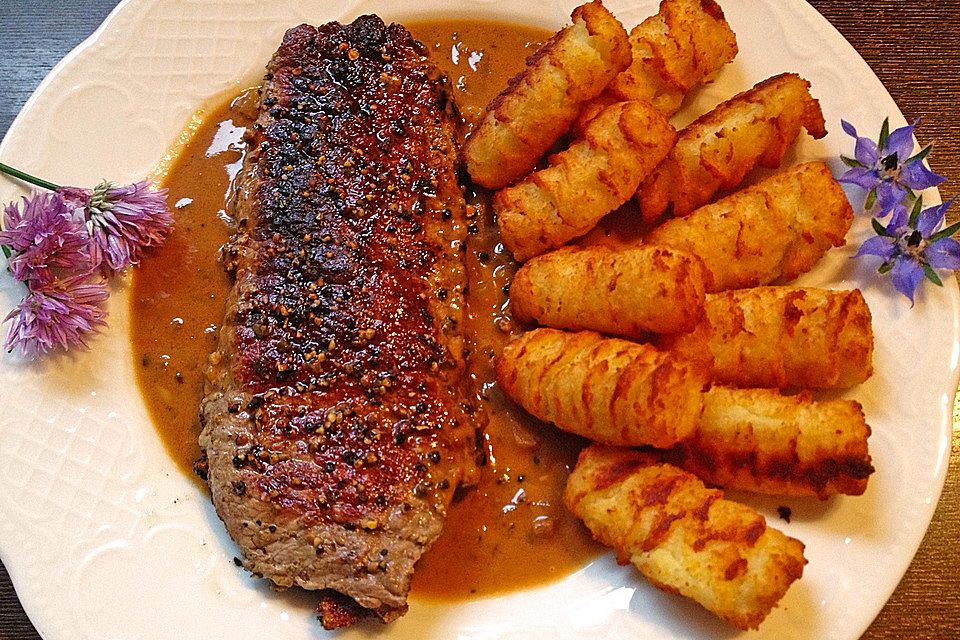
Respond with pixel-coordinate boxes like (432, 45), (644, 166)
(644, 161), (852, 292)
(496, 329), (703, 448)
(565, 445), (807, 630)
(576, 0), (738, 129)
(658, 287), (873, 388)
(497, 100), (676, 261)
(510, 245), (706, 337)
(464, 1), (631, 189)
(638, 73), (827, 222)
(662, 387), (874, 498)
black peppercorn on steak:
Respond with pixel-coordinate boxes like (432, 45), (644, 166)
(199, 16), (478, 628)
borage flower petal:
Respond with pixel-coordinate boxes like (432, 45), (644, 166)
(841, 119), (859, 138)
(883, 120), (917, 162)
(855, 135), (879, 167)
(889, 257), (925, 305)
(925, 237), (960, 271)
(4, 272), (108, 355)
(855, 235), (897, 260)
(886, 203), (910, 234)
(899, 159), (947, 191)
(876, 181), (908, 215)
(841, 119), (879, 166)
(915, 201), (947, 237)
(838, 166), (880, 191)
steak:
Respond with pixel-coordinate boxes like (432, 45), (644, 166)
(199, 16), (478, 627)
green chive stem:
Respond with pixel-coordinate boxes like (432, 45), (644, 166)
(0, 162), (60, 191)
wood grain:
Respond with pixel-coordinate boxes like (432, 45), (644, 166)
(0, 1), (958, 638)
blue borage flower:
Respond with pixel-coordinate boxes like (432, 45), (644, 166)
(0, 162), (172, 356)
(840, 117), (957, 304)
(855, 198), (960, 304)
(839, 118), (945, 215)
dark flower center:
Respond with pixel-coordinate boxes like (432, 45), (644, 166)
(907, 230), (923, 247)
(881, 153), (899, 172)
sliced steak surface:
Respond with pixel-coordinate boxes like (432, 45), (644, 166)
(199, 16), (477, 627)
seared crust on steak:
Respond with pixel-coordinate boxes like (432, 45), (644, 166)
(199, 16), (477, 627)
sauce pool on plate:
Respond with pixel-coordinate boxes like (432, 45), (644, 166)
(130, 19), (602, 601)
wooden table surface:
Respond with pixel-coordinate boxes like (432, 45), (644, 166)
(1, 1), (958, 638)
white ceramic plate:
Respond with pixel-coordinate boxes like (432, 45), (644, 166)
(0, 1), (957, 639)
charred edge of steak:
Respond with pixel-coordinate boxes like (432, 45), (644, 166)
(316, 589), (407, 629)
(194, 450), (210, 482)
(318, 590), (368, 630)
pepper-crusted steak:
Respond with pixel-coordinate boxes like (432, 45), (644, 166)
(199, 16), (477, 627)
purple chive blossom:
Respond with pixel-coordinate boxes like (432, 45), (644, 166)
(4, 272), (109, 355)
(839, 118), (946, 214)
(60, 180), (173, 277)
(0, 163), (173, 358)
(856, 198), (960, 303)
(0, 191), (91, 285)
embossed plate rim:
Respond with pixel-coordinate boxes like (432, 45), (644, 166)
(0, 1), (957, 639)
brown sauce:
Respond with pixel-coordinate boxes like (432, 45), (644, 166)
(130, 19), (601, 602)
(130, 99), (245, 473)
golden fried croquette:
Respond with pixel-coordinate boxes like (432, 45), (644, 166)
(464, 1), (631, 190)
(496, 100), (676, 261)
(638, 73), (827, 222)
(496, 329), (703, 448)
(644, 161), (852, 292)
(662, 387), (874, 499)
(510, 245), (706, 337)
(576, 0), (738, 129)
(564, 444), (807, 630)
(657, 287), (873, 388)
